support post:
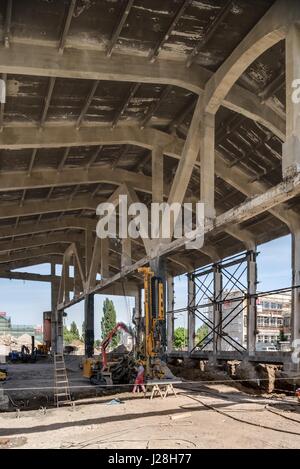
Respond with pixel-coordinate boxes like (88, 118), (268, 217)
(100, 238), (110, 279)
(152, 146), (164, 204)
(74, 260), (81, 296)
(84, 293), (94, 357)
(200, 113), (216, 219)
(291, 229), (300, 346)
(282, 23), (300, 177)
(188, 274), (196, 353)
(166, 275), (175, 353)
(121, 237), (132, 269)
(247, 250), (257, 356)
(50, 262), (58, 353)
(85, 230), (93, 279)
(133, 286), (143, 354)
(56, 309), (64, 354)
(213, 263), (222, 357)
(150, 256), (167, 352)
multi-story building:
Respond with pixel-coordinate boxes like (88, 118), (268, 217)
(0, 312), (43, 341)
(0, 313), (11, 335)
(256, 293), (291, 346)
(204, 292), (291, 351)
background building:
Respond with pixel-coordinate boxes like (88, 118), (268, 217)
(256, 294), (291, 346)
(204, 292), (291, 352)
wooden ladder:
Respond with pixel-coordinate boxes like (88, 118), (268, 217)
(53, 353), (72, 408)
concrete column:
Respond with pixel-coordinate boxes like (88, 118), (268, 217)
(50, 262), (58, 353)
(282, 23), (300, 177)
(150, 256), (167, 352)
(200, 113), (216, 219)
(152, 146), (164, 204)
(63, 259), (70, 303)
(291, 230), (300, 345)
(188, 274), (196, 353)
(100, 238), (110, 279)
(247, 251), (257, 356)
(133, 286), (143, 354)
(121, 237), (132, 269)
(56, 309), (64, 354)
(84, 293), (94, 357)
(74, 260), (81, 296)
(213, 264), (222, 356)
(166, 275), (175, 353)
(85, 230), (93, 279)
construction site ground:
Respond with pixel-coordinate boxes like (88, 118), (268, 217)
(1, 376), (300, 448)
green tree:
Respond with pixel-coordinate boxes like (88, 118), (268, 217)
(70, 321), (80, 340)
(196, 324), (209, 346)
(173, 327), (187, 350)
(81, 320), (85, 341)
(101, 298), (119, 349)
(63, 325), (76, 345)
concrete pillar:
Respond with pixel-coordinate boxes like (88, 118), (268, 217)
(213, 264), (222, 356)
(291, 230), (300, 345)
(100, 238), (110, 279)
(152, 146), (164, 204)
(63, 259), (70, 303)
(133, 286), (143, 354)
(50, 262), (58, 353)
(282, 23), (300, 177)
(247, 251), (257, 356)
(56, 309), (64, 354)
(200, 113), (216, 219)
(85, 230), (93, 279)
(84, 293), (94, 357)
(74, 260), (81, 296)
(166, 275), (175, 353)
(121, 238), (132, 269)
(187, 274), (196, 353)
(150, 256), (167, 352)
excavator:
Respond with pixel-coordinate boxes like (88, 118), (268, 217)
(83, 322), (133, 385)
(83, 266), (167, 384)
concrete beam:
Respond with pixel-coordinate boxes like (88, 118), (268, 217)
(200, 113), (215, 218)
(0, 124), (295, 228)
(167, 96), (202, 207)
(0, 271), (57, 282)
(0, 165), (152, 194)
(282, 23), (300, 176)
(0, 244), (66, 264)
(83, 170), (300, 302)
(0, 233), (83, 253)
(0, 42), (285, 139)
(0, 195), (100, 219)
(0, 217), (95, 239)
(204, 0), (300, 114)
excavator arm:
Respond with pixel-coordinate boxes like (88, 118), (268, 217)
(101, 322), (131, 369)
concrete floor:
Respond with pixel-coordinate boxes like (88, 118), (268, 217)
(1, 356), (123, 408)
(1, 359), (300, 449)
(1, 385), (300, 449)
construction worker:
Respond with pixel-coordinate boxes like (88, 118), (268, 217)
(132, 360), (146, 394)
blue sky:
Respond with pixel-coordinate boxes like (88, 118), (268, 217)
(0, 234), (292, 339)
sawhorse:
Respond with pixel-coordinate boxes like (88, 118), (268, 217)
(149, 382), (178, 400)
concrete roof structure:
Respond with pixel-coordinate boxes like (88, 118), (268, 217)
(0, 0), (299, 345)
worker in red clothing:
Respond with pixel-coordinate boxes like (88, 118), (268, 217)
(132, 360), (146, 394)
